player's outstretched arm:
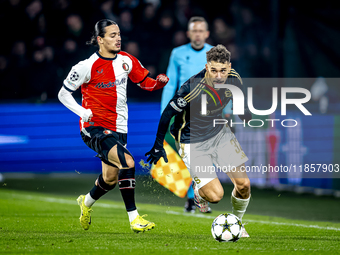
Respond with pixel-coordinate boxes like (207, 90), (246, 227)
(145, 103), (178, 164)
(138, 74), (169, 92)
(58, 86), (93, 122)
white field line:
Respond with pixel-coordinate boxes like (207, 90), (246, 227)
(6, 193), (340, 232)
(7, 193), (125, 209)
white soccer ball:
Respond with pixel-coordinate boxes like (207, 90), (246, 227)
(211, 213), (242, 242)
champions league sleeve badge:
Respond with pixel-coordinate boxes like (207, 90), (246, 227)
(69, 71), (79, 82)
(177, 97), (187, 108)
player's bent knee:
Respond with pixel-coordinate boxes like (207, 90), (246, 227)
(103, 174), (118, 186)
(102, 163), (119, 185)
(209, 193), (223, 203)
(125, 155), (135, 169)
(203, 189), (224, 203)
(97, 174), (116, 191)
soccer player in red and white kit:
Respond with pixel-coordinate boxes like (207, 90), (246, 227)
(58, 19), (169, 232)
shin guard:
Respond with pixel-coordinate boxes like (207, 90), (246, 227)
(118, 167), (136, 211)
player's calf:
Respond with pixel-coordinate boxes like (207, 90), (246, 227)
(118, 166), (143, 228)
(193, 182), (209, 212)
(90, 173), (117, 201)
(233, 177), (251, 199)
(118, 166), (136, 211)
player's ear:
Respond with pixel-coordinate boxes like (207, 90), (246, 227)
(97, 36), (103, 45)
(186, 30), (190, 39)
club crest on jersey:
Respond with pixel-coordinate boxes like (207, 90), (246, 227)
(103, 130), (112, 135)
(122, 62), (129, 71)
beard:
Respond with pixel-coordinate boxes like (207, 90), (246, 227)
(109, 49), (121, 54)
(192, 40), (203, 49)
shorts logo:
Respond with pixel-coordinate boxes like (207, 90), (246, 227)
(96, 69), (103, 74)
(122, 63), (129, 71)
(69, 71), (79, 82)
(177, 97), (187, 108)
(103, 130), (112, 135)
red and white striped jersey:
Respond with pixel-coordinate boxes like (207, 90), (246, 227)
(63, 51), (149, 133)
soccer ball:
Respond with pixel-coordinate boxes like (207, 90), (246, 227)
(211, 213), (242, 242)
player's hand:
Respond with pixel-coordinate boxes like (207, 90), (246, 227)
(88, 113), (93, 122)
(145, 146), (168, 165)
(82, 109), (93, 122)
(156, 74), (169, 84)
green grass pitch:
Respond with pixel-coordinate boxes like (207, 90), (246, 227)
(1, 186), (340, 255)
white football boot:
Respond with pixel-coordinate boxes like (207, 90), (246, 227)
(241, 224), (250, 237)
(193, 183), (209, 213)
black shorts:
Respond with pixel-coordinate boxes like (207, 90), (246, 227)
(81, 126), (133, 168)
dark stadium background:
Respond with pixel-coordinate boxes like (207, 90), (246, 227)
(0, 0), (340, 220)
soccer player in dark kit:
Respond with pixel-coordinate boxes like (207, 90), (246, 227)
(58, 19), (169, 232)
(146, 45), (251, 237)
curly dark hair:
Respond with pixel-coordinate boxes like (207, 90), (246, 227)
(206, 44), (231, 63)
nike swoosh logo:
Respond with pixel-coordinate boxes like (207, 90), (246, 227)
(137, 224), (148, 227)
(155, 149), (159, 153)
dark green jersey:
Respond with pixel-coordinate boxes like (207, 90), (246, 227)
(151, 68), (250, 151)
(168, 68), (245, 143)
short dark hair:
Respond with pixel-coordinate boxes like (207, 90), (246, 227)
(86, 19), (118, 47)
(206, 44), (231, 63)
(188, 16), (208, 31)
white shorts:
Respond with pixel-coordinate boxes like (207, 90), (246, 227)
(177, 125), (248, 189)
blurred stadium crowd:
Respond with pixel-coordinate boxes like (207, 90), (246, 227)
(0, 0), (275, 101)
